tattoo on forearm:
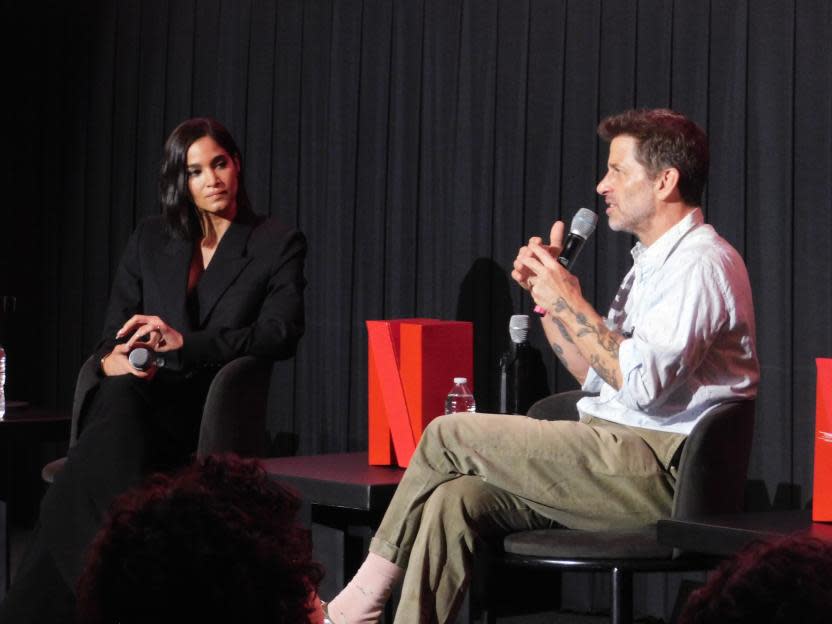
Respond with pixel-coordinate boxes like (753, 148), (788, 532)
(551, 342), (569, 368)
(590, 355), (620, 388)
(552, 317), (574, 343)
(554, 297), (620, 358)
(552, 342), (583, 379)
(551, 295), (624, 386)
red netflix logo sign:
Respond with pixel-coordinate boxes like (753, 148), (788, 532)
(367, 319), (473, 467)
(815, 358), (832, 522)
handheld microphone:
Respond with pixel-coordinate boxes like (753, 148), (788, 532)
(128, 347), (165, 372)
(533, 207), (598, 315)
(557, 207), (598, 269)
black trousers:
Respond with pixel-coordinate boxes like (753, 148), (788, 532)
(0, 372), (211, 623)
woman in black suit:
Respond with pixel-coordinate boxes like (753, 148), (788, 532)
(0, 118), (307, 622)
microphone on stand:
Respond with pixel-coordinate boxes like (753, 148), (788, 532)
(533, 207), (598, 316)
(128, 347), (166, 372)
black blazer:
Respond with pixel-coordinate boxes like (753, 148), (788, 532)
(39, 214), (306, 591)
(96, 212), (306, 372)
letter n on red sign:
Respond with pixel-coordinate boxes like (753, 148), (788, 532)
(367, 319), (473, 467)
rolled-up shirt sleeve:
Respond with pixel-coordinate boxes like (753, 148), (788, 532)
(576, 210), (758, 435)
(612, 261), (728, 412)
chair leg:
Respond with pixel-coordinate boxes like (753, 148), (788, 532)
(610, 567), (633, 624)
(669, 579), (703, 624)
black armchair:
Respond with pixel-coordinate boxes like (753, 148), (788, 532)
(42, 354), (274, 483)
(481, 392), (756, 624)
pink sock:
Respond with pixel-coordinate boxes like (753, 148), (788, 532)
(326, 553), (404, 624)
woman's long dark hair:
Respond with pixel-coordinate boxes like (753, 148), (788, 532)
(159, 117), (253, 240)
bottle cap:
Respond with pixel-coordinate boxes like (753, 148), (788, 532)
(453, 377), (468, 384)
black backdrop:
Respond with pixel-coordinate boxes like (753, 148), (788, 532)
(3, 0), (832, 517)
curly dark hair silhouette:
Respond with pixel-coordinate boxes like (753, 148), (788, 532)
(77, 454), (323, 624)
(679, 534), (832, 624)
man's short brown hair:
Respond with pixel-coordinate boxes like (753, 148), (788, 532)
(598, 109), (709, 206)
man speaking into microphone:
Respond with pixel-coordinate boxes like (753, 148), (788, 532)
(515, 109), (758, 432)
(323, 109), (759, 624)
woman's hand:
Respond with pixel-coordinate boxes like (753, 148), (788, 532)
(117, 315), (184, 352)
(102, 315), (184, 378)
(100, 344), (154, 378)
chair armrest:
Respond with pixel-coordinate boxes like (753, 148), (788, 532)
(526, 390), (597, 422)
(197, 356), (274, 458)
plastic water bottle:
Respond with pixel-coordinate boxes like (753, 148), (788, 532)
(0, 345), (6, 419)
(444, 377), (476, 414)
(497, 315), (535, 415)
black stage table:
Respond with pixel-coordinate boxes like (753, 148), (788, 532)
(261, 451), (404, 511)
(262, 452), (404, 598)
(0, 404), (71, 595)
(657, 509), (832, 557)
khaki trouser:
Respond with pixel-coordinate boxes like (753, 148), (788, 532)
(369, 412), (686, 624)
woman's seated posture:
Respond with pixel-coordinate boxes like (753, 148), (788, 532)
(0, 117), (306, 622)
(77, 454), (324, 624)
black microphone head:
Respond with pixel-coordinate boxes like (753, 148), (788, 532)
(128, 347), (153, 371)
(557, 208), (598, 271)
(570, 207), (598, 239)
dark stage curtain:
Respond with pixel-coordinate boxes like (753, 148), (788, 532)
(3, 2), (832, 610)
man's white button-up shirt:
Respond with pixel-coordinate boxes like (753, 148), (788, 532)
(578, 208), (759, 435)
